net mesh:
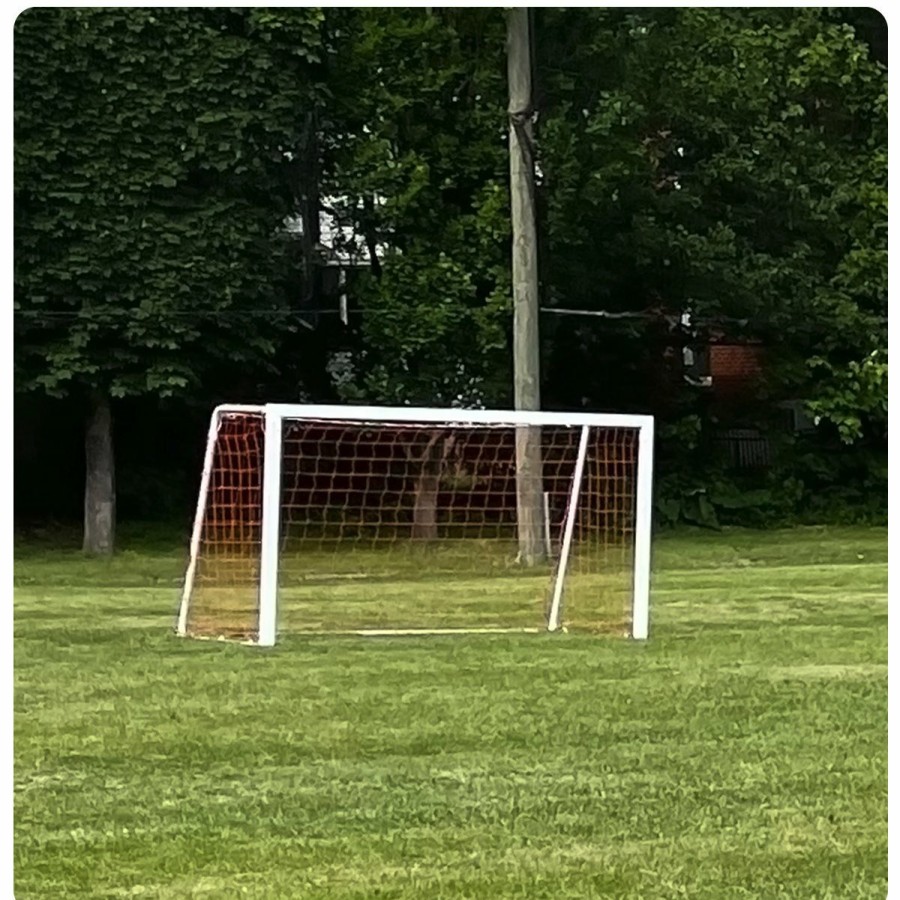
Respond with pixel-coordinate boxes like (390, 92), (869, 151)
(182, 412), (639, 640)
(182, 412), (264, 640)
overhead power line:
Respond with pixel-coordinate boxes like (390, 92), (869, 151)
(13, 308), (345, 320)
(16, 305), (882, 328)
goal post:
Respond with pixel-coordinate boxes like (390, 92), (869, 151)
(547, 424), (590, 633)
(258, 404), (283, 648)
(177, 404), (654, 646)
(176, 403), (265, 641)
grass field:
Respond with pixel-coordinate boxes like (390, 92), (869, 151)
(188, 537), (637, 638)
(15, 525), (887, 898)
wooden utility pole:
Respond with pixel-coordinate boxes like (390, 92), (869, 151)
(507, 8), (545, 564)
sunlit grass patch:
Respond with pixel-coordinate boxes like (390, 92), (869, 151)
(14, 525), (886, 899)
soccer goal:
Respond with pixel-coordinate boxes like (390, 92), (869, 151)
(176, 404), (654, 645)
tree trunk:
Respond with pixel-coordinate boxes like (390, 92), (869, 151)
(83, 390), (115, 555)
(410, 431), (452, 541)
(412, 469), (440, 541)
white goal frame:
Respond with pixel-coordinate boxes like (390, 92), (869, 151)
(177, 403), (654, 646)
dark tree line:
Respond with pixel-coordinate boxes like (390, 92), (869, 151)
(14, 8), (887, 550)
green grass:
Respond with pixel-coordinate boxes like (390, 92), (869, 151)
(15, 525), (887, 898)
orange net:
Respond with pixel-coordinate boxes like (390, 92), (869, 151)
(182, 412), (264, 640)
(183, 413), (639, 639)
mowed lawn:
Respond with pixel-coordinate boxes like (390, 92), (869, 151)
(15, 526), (887, 899)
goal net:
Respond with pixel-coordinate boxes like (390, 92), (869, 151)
(177, 404), (653, 645)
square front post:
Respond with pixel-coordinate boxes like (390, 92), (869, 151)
(257, 406), (282, 647)
(631, 418), (654, 639)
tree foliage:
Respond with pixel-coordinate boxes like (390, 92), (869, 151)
(13, 8), (888, 531)
(531, 8), (886, 522)
(537, 8), (885, 423)
(15, 7), (329, 401)
(319, 9), (512, 406)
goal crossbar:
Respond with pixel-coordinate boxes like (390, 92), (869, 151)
(265, 403), (653, 430)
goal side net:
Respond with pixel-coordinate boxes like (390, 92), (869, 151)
(176, 404), (653, 645)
